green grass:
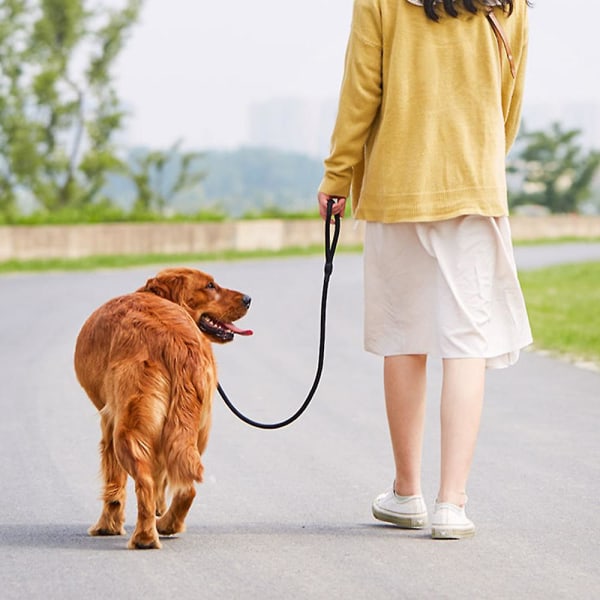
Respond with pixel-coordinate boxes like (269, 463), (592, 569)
(519, 261), (600, 365)
(514, 236), (600, 246)
(0, 244), (363, 274)
(1, 206), (323, 225)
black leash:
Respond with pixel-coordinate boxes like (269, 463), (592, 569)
(217, 200), (341, 429)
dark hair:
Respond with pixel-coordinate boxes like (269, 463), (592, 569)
(423, 1), (529, 22)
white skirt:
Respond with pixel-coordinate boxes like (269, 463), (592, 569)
(363, 216), (533, 369)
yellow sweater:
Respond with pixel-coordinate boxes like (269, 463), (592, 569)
(319, 0), (529, 222)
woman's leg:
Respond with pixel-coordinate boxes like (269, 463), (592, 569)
(384, 354), (428, 496)
(437, 358), (486, 506)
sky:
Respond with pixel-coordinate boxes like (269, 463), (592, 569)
(113, 0), (600, 150)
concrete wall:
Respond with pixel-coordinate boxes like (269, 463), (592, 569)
(1, 215), (600, 261)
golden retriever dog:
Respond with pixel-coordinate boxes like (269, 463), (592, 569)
(74, 267), (252, 549)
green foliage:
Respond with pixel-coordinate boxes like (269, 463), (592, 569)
(1, 3), (324, 223)
(96, 146), (323, 220)
(0, 203), (229, 225)
(520, 261), (600, 364)
(241, 206), (321, 220)
(200, 147), (323, 217)
(5, 200), (128, 224)
(509, 122), (600, 213)
(0, 245), (364, 274)
(128, 141), (205, 216)
(0, 0), (142, 212)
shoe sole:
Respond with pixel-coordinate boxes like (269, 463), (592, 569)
(431, 525), (476, 540)
(372, 506), (428, 529)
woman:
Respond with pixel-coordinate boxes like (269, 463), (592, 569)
(318, 0), (533, 539)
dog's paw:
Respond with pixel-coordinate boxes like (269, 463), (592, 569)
(128, 530), (162, 550)
(156, 515), (185, 536)
(88, 522), (126, 536)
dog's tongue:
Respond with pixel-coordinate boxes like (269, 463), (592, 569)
(224, 322), (253, 336)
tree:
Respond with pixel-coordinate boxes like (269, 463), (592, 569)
(128, 141), (205, 216)
(508, 122), (600, 213)
(0, 0), (142, 216)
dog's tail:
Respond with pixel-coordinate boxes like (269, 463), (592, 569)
(161, 347), (216, 487)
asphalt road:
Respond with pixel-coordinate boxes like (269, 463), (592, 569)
(1, 243), (599, 599)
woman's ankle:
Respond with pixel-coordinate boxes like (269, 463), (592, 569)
(393, 479), (422, 497)
(436, 490), (468, 507)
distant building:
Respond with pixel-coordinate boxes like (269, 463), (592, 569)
(246, 97), (338, 158)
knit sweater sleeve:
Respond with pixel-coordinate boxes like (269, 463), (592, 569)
(319, 0), (382, 197)
(503, 5), (529, 154)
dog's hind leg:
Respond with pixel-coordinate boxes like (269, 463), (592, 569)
(108, 362), (170, 549)
(156, 484), (196, 535)
(114, 427), (162, 550)
(158, 438), (204, 528)
(129, 472), (161, 550)
(154, 356), (214, 538)
(155, 401), (207, 537)
(154, 468), (168, 517)
(89, 411), (127, 536)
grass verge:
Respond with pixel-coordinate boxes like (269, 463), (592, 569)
(519, 261), (600, 366)
(0, 245), (363, 274)
(514, 236), (600, 246)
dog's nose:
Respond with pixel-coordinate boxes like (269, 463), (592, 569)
(242, 295), (251, 309)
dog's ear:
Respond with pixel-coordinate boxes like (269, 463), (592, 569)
(140, 273), (187, 304)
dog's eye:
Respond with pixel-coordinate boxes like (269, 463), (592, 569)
(206, 282), (215, 290)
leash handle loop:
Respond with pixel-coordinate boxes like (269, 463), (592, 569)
(217, 199), (341, 430)
(324, 199), (341, 276)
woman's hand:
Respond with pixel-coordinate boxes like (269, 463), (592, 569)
(318, 192), (346, 222)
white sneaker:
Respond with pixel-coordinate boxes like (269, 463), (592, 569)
(431, 502), (476, 539)
(372, 490), (428, 529)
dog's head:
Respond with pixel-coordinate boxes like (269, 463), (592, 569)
(140, 267), (253, 344)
